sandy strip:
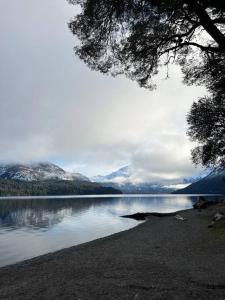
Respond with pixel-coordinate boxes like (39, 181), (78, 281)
(0, 205), (225, 299)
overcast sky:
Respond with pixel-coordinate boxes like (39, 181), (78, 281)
(0, 0), (206, 179)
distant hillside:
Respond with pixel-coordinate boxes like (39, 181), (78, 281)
(0, 162), (89, 182)
(0, 179), (121, 196)
(175, 168), (225, 194)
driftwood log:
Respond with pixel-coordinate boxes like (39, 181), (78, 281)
(121, 212), (177, 221)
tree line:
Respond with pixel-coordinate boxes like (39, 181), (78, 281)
(0, 179), (121, 196)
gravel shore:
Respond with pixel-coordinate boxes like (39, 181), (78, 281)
(0, 204), (225, 299)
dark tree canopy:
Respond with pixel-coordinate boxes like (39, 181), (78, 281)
(187, 95), (225, 168)
(68, 0), (225, 167)
(186, 51), (225, 168)
(68, 0), (225, 88)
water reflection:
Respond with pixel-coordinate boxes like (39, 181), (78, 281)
(0, 198), (109, 230)
(0, 195), (195, 267)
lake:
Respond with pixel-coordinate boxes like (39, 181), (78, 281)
(0, 195), (199, 267)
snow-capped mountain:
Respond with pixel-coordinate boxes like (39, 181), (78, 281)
(92, 165), (211, 193)
(0, 162), (90, 182)
(92, 166), (131, 183)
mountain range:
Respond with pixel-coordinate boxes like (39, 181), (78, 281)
(92, 165), (211, 194)
(0, 162), (120, 196)
(0, 162), (224, 195)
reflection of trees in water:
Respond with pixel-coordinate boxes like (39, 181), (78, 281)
(0, 196), (196, 230)
(0, 197), (118, 230)
(0, 208), (73, 230)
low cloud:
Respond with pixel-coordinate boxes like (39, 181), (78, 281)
(130, 133), (200, 182)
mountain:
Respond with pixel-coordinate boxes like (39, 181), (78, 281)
(0, 162), (89, 182)
(93, 166), (131, 182)
(93, 166), (211, 194)
(175, 168), (225, 194)
(0, 162), (121, 196)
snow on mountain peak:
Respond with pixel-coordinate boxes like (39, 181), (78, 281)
(0, 162), (90, 182)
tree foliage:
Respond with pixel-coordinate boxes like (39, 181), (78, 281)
(68, 0), (225, 167)
(68, 0), (225, 88)
(187, 95), (225, 167)
(186, 51), (225, 167)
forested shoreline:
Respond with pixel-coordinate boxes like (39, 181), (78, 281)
(0, 179), (121, 196)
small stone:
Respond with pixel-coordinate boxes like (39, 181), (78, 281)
(213, 212), (224, 222)
(175, 214), (187, 221)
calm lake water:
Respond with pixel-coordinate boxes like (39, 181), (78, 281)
(0, 195), (198, 267)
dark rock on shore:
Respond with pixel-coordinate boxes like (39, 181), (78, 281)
(193, 196), (225, 210)
(193, 197), (216, 209)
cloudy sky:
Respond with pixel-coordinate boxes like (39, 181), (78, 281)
(0, 1), (206, 180)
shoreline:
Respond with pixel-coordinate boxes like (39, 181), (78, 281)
(1, 205), (225, 299)
(0, 193), (224, 200)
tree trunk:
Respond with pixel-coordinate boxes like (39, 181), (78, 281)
(186, 0), (225, 51)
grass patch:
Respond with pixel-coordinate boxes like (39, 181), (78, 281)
(210, 221), (225, 237)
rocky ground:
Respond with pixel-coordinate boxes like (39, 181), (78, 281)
(0, 203), (225, 299)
